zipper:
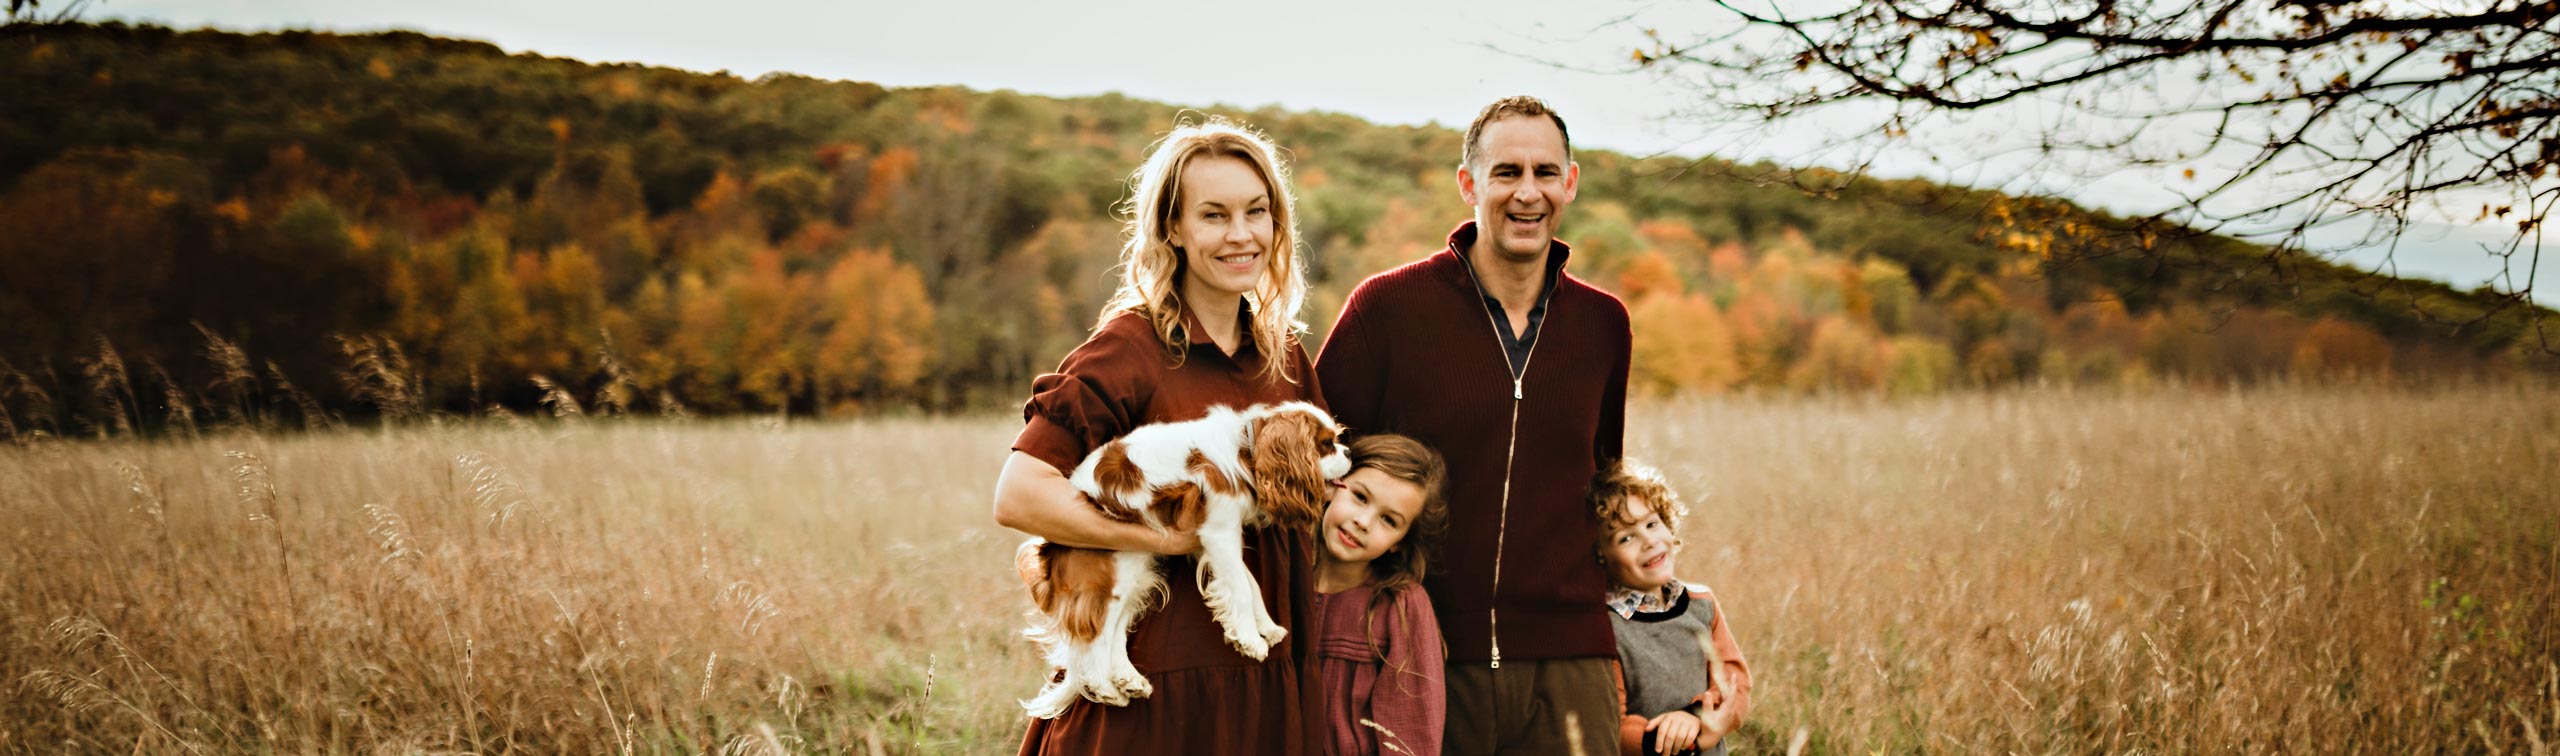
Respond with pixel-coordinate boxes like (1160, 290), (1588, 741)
(1462, 256), (1541, 670)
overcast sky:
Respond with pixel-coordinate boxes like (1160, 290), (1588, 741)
(92, 0), (2546, 303)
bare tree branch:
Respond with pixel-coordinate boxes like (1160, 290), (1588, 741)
(1617, 0), (2559, 351)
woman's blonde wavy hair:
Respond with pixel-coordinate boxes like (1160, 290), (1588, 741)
(1097, 118), (1309, 385)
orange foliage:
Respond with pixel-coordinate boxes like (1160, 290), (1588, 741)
(1790, 315), (1890, 392)
(1723, 290), (1793, 383)
(1707, 242), (1751, 285)
(1837, 261), (1873, 326)
(1630, 293), (1739, 396)
(1635, 219), (1711, 271)
(1618, 252), (1684, 302)
(1966, 338), (2019, 385)
(814, 142), (865, 172)
(2292, 318), (2393, 377)
(814, 246), (936, 407)
(857, 147), (919, 226)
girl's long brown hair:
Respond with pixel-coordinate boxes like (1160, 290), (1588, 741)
(1348, 434), (1449, 593)
(1341, 434), (1450, 685)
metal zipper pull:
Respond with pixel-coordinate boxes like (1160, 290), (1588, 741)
(1513, 378), (1523, 400)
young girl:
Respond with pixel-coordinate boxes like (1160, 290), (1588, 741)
(1312, 434), (1452, 756)
(1592, 460), (1752, 756)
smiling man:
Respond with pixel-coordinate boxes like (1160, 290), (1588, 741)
(1318, 96), (1632, 756)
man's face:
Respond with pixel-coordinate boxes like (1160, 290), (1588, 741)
(1458, 115), (1578, 263)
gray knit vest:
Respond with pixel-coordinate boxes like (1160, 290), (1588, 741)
(1609, 588), (1728, 756)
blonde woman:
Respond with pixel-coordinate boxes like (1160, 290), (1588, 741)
(994, 119), (1325, 754)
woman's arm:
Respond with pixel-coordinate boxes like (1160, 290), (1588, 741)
(992, 451), (1199, 554)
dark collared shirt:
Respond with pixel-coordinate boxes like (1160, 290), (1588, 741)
(1463, 231), (1570, 378)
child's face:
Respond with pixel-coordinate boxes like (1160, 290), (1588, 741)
(1598, 496), (1678, 593)
(1318, 467), (1426, 567)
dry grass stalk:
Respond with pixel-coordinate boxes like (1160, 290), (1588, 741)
(2, 358), (62, 438)
(79, 336), (136, 438)
(531, 374), (585, 420)
(193, 322), (257, 427)
(594, 335), (641, 417)
(1359, 718), (1415, 754)
(264, 360), (334, 432)
(337, 335), (423, 423)
(147, 361), (198, 439)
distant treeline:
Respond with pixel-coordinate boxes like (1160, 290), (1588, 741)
(0, 23), (2547, 434)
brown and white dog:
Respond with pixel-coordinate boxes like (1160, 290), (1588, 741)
(1016, 401), (1351, 718)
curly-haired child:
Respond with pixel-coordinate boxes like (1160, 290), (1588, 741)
(1593, 460), (1753, 756)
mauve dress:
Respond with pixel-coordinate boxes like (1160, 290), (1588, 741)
(1313, 582), (1446, 756)
(1011, 306), (1327, 756)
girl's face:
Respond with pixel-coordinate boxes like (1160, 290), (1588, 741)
(1170, 155), (1275, 305)
(1318, 467), (1426, 568)
(1599, 496), (1678, 593)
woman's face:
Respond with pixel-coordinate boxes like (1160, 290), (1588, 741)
(1599, 496), (1678, 593)
(1318, 467), (1426, 567)
(1170, 155), (1275, 304)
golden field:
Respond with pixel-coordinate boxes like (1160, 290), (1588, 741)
(3, 384), (2555, 754)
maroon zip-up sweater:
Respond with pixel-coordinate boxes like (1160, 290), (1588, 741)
(1317, 221), (1631, 666)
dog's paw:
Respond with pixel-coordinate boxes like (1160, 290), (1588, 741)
(1111, 669), (1154, 700)
(1259, 623), (1288, 648)
(1022, 682), (1075, 719)
(1097, 658), (1151, 702)
(1226, 626), (1271, 661)
(1087, 679), (1131, 707)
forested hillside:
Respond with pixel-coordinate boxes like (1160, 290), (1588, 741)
(1, 23), (2545, 431)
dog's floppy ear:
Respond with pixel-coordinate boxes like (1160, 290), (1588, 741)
(1250, 409), (1329, 528)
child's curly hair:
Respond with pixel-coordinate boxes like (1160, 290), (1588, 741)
(1347, 433), (1449, 591)
(1588, 458), (1686, 534)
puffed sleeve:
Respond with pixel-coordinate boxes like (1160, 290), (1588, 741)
(1012, 322), (1160, 474)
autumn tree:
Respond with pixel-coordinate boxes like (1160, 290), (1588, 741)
(1631, 292), (1745, 394)
(1620, 0), (2557, 345)
(811, 246), (937, 411)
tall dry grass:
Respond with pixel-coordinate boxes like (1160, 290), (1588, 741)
(1, 382), (2554, 753)
(2, 415), (1034, 753)
(1645, 381), (2560, 754)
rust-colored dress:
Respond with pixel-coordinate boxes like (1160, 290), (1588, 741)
(1011, 306), (1328, 755)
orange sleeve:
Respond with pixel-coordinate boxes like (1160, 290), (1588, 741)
(1691, 586), (1753, 734)
(1613, 659), (1648, 756)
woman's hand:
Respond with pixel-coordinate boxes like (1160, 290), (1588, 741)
(994, 451), (1200, 554)
(1647, 710), (1704, 755)
(1152, 528), (1201, 555)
